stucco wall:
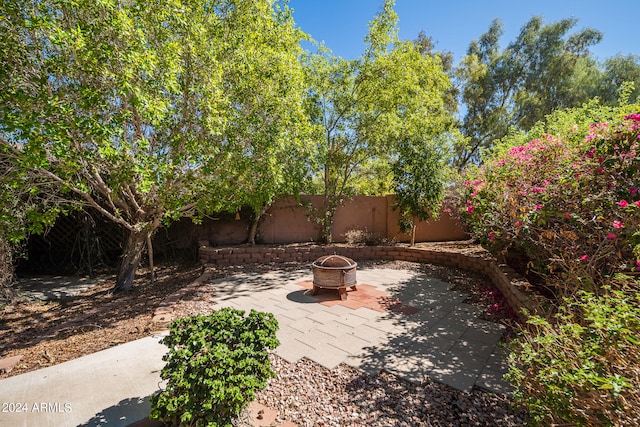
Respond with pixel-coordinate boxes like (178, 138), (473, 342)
(157, 195), (468, 249)
(258, 195), (467, 244)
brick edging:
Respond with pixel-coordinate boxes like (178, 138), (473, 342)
(198, 242), (542, 317)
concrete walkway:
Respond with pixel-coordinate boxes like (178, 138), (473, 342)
(0, 334), (168, 427)
(0, 267), (511, 426)
(14, 275), (110, 300)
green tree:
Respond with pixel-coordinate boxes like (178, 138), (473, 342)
(413, 30), (457, 113)
(305, 0), (453, 242)
(393, 133), (451, 246)
(203, 3), (312, 245)
(597, 54), (640, 104)
(0, 0), (308, 291)
(455, 17), (603, 169)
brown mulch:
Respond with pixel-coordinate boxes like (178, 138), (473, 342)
(0, 263), (204, 378)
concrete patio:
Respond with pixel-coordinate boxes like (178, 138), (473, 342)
(210, 267), (512, 394)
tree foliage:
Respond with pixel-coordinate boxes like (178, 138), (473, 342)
(392, 134), (451, 246)
(304, 0), (453, 242)
(453, 16), (639, 169)
(0, 144), (69, 294)
(0, 0), (309, 289)
(214, 4), (313, 244)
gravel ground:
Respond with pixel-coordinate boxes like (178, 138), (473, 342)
(254, 354), (526, 427)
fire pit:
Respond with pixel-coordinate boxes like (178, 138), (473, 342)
(311, 255), (357, 300)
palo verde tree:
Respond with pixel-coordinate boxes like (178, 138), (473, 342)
(305, 0), (453, 243)
(0, 0), (309, 291)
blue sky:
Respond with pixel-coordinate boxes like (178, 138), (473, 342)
(287, 0), (636, 63)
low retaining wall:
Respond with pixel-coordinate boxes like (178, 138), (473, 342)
(199, 242), (542, 317)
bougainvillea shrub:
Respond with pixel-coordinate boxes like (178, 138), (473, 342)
(460, 113), (640, 298)
(457, 106), (640, 425)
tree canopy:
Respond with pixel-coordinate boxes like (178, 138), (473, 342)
(0, 0), (310, 290)
(304, 0), (454, 242)
(454, 16), (640, 170)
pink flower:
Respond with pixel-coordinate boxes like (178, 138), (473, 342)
(635, 201), (640, 207)
(466, 206), (475, 214)
(580, 255), (589, 262)
(636, 260), (640, 271)
(606, 233), (617, 240)
(631, 187), (638, 197)
(488, 231), (496, 242)
(613, 220), (624, 229)
(618, 200), (629, 208)
(624, 113), (640, 122)
(585, 149), (595, 158)
(534, 204), (543, 210)
(564, 212), (572, 219)
(515, 221), (524, 227)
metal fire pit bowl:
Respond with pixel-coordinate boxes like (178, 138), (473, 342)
(311, 255), (357, 300)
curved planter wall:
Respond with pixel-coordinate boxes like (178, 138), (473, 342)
(198, 243), (542, 317)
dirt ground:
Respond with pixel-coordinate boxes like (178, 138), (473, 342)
(0, 263), (204, 377)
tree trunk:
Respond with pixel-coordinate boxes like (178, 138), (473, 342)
(115, 228), (151, 292)
(410, 223), (416, 247)
(322, 206), (336, 244)
(146, 234), (155, 284)
(247, 204), (270, 246)
(0, 235), (18, 303)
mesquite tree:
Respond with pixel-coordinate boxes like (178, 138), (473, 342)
(0, 0), (309, 290)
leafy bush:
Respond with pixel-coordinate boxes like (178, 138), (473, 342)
(344, 228), (395, 246)
(456, 104), (640, 425)
(507, 287), (640, 426)
(459, 111), (640, 298)
(149, 308), (279, 427)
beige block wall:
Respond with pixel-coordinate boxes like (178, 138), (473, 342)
(158, 195), (469, 249)
(260, 195), (467, 244)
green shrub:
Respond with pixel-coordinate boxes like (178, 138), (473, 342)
(456, 104), (640, 425)
(149, 308), (279, 427)
(344, 228), (396, 246)
(507, 286), (640, 426)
